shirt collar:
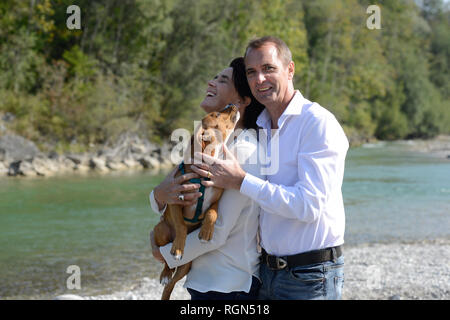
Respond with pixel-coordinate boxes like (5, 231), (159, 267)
(256, 90), (304, 130)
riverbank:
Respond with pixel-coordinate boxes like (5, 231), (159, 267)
(55, 238), (449, 300)
(1, 131), (449, 178)
(361, 134), (450, 159)
(0, 132), (174, 178)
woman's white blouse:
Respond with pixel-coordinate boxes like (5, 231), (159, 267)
(149, 129), (264, 293)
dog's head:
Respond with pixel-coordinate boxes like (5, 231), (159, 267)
(191, 104), (240, 159)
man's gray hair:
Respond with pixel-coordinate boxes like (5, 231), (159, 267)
(244, 36), (292, 67)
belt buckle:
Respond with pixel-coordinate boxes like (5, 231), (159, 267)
(267, 255), (287, 270)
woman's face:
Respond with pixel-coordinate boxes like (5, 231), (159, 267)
(200, 67), (241, 113)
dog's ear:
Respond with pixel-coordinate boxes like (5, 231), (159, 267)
(202, 136), (206, 151)
(195, 128), (205, 150)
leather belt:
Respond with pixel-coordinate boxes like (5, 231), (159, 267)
(261, 246), (343, 271)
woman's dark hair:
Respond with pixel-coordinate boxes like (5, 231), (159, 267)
(229, 57), (264, 130)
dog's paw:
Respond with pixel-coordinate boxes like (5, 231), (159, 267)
(170, 248), (183, 261)
(198, 229), (213, 243)
(198, 233), (212, 243)
(172, 252), (182, 260)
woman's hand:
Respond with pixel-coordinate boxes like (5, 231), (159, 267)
(153, 166), (203, 209)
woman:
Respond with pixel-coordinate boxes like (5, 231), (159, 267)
(149, 57), (265, 300)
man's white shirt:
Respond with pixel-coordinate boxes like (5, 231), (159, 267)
(240, 90), (349, 256)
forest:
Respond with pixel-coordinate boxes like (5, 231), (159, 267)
(0, 0), (448, 153)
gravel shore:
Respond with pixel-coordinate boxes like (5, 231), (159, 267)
(56, 238), (449, 300)
(378, 134), (450, 159)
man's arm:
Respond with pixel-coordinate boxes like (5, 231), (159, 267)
(193, 114), (348, 223)
(241, 114), (348, 222)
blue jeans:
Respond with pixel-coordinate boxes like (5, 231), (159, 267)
(187, 276), (261, 300)
(258, 255), (344, 300)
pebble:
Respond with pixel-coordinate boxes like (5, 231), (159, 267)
(76, 239), (450, 300)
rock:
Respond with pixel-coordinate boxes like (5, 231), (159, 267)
(0, 131), (169, 178)
(31, 157), (53, 177)
(66, 154), (82, 165)
(0, 161), (7, 176)
(68, 154), (90, 172)
(54, 294), (84, 300)
(58, 157), (77, 173)
(8, 161), (20, 176)
(122, 157), (141, 169)
(160, 159), (174, 170)
(388, 294), (401, 300)
(48, 151), (59, 160)
(101, 132), (158, 164)
(2, 112), (15, 122)
(8, 160), (36, 177)
(74, 163), (90, 172)
(106, 160), (128, 171)
(138, 156), (160, 169)
(20, 160), (37, 176)
(89, 157), (109, 172)
(45, 158), (62, 173)
(0, 134), (40, 162)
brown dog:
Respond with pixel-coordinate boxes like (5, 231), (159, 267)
(152, 104), (240, 300)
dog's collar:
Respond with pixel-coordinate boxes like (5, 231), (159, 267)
(178, 162), (210, 223)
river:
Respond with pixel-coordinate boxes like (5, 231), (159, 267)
(0, 141), (449, 299)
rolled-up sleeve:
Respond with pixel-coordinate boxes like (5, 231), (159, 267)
(149, 190), (166, 215)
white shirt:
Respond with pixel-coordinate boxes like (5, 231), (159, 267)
(149, 129), (265, 293)
(240, 90), (349, 256)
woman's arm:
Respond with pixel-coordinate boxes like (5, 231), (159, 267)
(149, 167), (203, 262)
(159, 188), (250, 269)
(160, 137), (262, 269)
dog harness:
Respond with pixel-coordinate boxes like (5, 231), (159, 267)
(178, 162), (210, 223)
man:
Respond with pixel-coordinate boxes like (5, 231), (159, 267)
(192, 36), (349, 300)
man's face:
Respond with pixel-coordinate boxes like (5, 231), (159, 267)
(245, 44), (294, 108)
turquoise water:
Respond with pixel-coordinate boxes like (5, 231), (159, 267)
(343, 143), (449, 244)
(0, 143), (449, 299)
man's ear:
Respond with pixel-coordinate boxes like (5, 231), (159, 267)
(287, 61), (295, 80)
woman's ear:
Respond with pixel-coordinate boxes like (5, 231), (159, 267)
(235, 96), (251, 109)
(241, 96), (251, 108)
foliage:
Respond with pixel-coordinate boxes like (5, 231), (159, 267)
(0, 0), (448, 151)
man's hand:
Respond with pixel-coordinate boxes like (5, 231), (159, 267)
(191, 144), (246, 190)
(150, 230), (165, 264)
